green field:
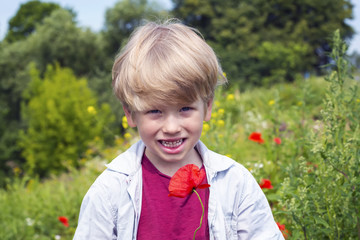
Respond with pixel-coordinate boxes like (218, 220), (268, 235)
(1, 65), (359, 239)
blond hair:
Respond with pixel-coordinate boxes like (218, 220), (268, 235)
(112, 19), (227, 112)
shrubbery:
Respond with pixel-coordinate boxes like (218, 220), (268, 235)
(279, 30), (360, 239)
(19, 64), (114, 177)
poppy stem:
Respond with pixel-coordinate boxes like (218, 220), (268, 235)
(192, 189), (204, 240)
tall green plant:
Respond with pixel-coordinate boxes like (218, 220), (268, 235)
(279, 30), (360, 239)
(19, 64), (114, 177)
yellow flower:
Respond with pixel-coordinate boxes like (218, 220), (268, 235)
(124, 132), (132, 140)
(87, 106), (97, 114)
(85, 148), (94, 156)
(115, 137), (123, 145)
(217, 119), (225, 128)
(225, 154), (232, 158)
(13, 167), (22, 176)
(223, 72), (227, 78)
(79, 158), (87, 165)
(211, 112), (218, 119)
(357, 99), (360, 103)
(297, 101), (303, 106)
(214, 100), (221, 107)
(122, 116), (128, 129)
(218, 108), (225, 116)
(268, 100), (275, 106)
(226, 94), (235, 101)
(203, 122), (210, 132)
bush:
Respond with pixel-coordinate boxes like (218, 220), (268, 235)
(19, 63), (114, 177)
(279, 30), (360, 239)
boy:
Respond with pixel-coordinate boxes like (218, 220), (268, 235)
(74, 19), (284, 239)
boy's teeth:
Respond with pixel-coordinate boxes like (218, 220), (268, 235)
(161, 139), (183, 147)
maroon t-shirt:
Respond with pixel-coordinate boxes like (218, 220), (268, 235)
(137, 154), (210, 240)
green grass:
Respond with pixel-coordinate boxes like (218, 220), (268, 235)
(0, 160), (105, 239)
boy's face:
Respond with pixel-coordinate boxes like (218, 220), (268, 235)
(124, 98), (212, 170)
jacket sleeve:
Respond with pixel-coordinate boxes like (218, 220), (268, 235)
(236, 169), (285, 240)
(73, 177), (117, 240)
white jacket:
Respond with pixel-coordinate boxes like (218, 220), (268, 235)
(74, 140), (284, 240)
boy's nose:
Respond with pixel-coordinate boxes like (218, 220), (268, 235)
(162, 115), (181, 134)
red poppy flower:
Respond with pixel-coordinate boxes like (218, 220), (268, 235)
(276, 222), (285, 231)
(168, 164), (210, 198)
(276, 222), (290, 239)
(58, 216), (69, 227)
(274, 137), (281, 144)
(259, 179), (273, 189)
(249, 132), (265, 144)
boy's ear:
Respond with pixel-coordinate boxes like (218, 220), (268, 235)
(123, 106), (137, 127)
(204, 98), (213, 122)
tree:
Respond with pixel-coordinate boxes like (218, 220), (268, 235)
(171, 0), (354, 86)
(0, 8), (107, 180)
(19, 64), (114, 177)
(4, 0), (61, 43)
(0, 41), (34, 184)
(349, 51), (360, 71)
(29, 8), (107, 76)
(102, 0), (168, 56)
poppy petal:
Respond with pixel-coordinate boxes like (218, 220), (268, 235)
(169, 164), (210, 198)
(249, 132), (265, 144)
(259, 179), (274, 189)
(198, 184), (211, 189)
(58, 216), (69, 227)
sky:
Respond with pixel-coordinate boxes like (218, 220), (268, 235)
(0, 0), (359, 54)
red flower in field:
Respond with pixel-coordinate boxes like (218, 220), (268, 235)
(249, 132), (265, 144)
(259, 179), (273, 189)
(168, 164), (210, 198)
(274, 137), (281, 144)
(58, 216), (69, 227)
(276, 222), (290, 239)
(276, 222), (285, 231)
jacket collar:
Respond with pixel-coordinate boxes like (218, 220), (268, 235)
(105, 141), (145, 176)
(105, 140), (234, 177)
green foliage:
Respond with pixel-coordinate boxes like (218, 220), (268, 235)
(349, 51), (360, 71)
(257, 41), (310, 85)
(102, 0), (169, 56)
(0, 72), (338, 239)
(4, 0), (61, 43)
(0, 48), (34, 185)
(279, 30), (360, 239)
(172, 0), (354, 85)
(0, 160), (105, 240)
(19, 64), (114, 177)
(29, 8), (107, 76)
(0, 8), (108, 174)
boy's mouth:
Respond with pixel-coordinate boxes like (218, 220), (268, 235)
(160, 139), (183, 148)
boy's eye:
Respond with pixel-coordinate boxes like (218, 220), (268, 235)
(180, 107), (191, 112)
(147, 109), (161, 114)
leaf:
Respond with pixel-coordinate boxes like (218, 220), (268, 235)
(313, 216), (330, 228)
